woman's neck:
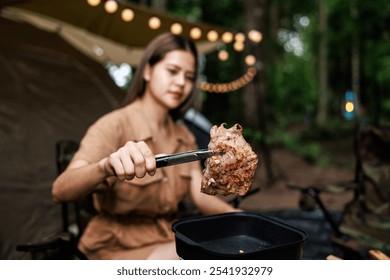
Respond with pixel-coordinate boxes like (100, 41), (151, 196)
(137, 96), (175, 152)
(138, 95), (169, 130)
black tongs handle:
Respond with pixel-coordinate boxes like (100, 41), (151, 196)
(155, 149), (214, 168)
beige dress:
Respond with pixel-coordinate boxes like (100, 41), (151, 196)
(72, 99), (199, 259)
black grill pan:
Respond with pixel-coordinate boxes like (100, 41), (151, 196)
(172, 211), (308, 260)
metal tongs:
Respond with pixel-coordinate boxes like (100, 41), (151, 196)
(156, 149), (222, 168)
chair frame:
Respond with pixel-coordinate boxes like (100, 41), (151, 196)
(287, 123), (390, 259)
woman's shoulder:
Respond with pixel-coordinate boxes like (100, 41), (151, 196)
(93, 103), (142, 127)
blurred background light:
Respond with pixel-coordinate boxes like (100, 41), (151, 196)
(87, 0), (101, 6)
(170, 22), (183, 34)
(148, 16), (161, 29)
(104, 0), (118, 13)
(221, 31), (233, 43)
(207, 30), (218, 42)
(121, 8), (134, 22)
(248, 29), (262, 43)
(190, 27), (202, 40)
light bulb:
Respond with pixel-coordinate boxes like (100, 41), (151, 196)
(221, 32), (233, 44)
(235, 32), (245, 42)
(248, 29), (262, 43)
(121, 9), (134, 22)
(218, 50), (229, 61)
(104, 0), (118, 14)
(190, 27), (202, 40)
(149, 17), (161, 29)
(170, 23), (183, 34)
(233, 41), (244, 52)
(245, 55), (256, 66)
(207, 30), (218, 42)
(87, 0), (101, 6)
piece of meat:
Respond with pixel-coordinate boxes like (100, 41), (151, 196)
(201, 123), (258, 196)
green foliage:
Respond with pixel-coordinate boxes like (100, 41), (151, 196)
(165, 0), (389, 160)
(268, 118), (354, 166)
(168, 0), (245, 29)
(266, 52), (317, 126)
(268, 128), (328, 166)
(167, 0), (202, 20)
(327, 0), (390, 123)
(199, 0), (245, 30)
(242, 127), (265, 143)
(291, 138), (328, 166)
(299, 119), (355, 141)
(243, 123), (337, 166)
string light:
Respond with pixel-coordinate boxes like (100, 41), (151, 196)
(189, 27), (202, 40)
(233, 41), (244, 52)
(148, 16), (161, 29)
(170, 23), (183, 34)
(104, 0), (118, 13)
(207, 30), (219, 42)
(121, 8), (135, 22)
(87, 0), (101, 6)
(84, 1), (262, 93)
(235, 32), (245, 42)
(245, 55), (256, 66)
(248, 29), (263, 43)
(199, 67), (257, 93)
(221, 31), (233, 43)
(218, 50), (229, 61)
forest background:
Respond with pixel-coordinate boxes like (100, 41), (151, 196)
(1, 0), (388, 260)
(122, 0), (390, 183)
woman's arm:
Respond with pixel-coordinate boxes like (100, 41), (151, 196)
(52, 141), (156, 203)
(52, 159), (107, 203)
(189, 168), (241, 215)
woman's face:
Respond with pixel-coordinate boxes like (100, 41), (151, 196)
(143, 50), (196, 110)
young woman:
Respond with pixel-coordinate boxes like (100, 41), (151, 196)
(52, 33), (239, 260)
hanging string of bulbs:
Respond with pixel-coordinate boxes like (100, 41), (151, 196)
(199, 67), (257, 93)
(86, 0), (263, 93)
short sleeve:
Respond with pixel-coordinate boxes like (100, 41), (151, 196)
(72, 112), (125, 164)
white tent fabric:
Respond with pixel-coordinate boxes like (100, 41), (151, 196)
(2, 0), (223, 66)
(0, 17), (124, 259)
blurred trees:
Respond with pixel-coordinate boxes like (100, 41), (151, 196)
(130, 0), (389, 171)
(317, 0), (329, 124)
(164, 0), (389, 126)
(327, 0), (390, 124)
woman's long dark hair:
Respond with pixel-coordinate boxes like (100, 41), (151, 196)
(123, 33), (199, 121)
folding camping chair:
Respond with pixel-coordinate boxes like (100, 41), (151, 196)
(55, 140), (96, 242)
(287, 123), (390, 259)
(16, 140), (88, 260)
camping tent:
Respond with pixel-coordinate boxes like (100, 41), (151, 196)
(2, 0), (224, 65)
(0, 16), (124, 259)
(0, 0), (222, 259)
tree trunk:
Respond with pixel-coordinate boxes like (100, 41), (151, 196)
(350, 0), (363, 119)
(316, 0), (328, 124)
(151, 0), (167, 10)
(244, 0), (275, 185)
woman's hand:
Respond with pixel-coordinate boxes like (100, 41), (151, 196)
(99, 141), (156, 181)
